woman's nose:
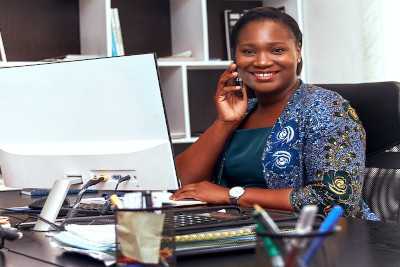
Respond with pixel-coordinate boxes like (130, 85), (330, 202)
(254, 52), (273, 67)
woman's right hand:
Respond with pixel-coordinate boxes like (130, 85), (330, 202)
(215, 63), (248, 124)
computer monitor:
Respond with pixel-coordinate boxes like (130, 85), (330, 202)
(0, 53), (179, 190)
(0, 54), (179, 230)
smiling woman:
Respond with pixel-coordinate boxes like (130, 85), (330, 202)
(173, 7), (378, 221)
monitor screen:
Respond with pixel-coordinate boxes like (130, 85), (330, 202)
(0, 54), (179, 191)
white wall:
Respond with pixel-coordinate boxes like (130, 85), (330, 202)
(302, 0), (365, 83)
(382, 0), (400, 81)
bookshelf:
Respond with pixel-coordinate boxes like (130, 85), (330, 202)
(0, 0), (297, 154)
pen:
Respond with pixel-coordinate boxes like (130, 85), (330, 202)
(253, 204), (280, 233)
(256, 223), (284, 267)
(285, 205), (317, 267)
(253, 205), (284, 267)
(299, 205), (343, 266)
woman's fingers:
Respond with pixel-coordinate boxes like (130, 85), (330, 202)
(221, 85), (242, 94)
(217, 71), (237, 90)
(217, 64), (237, 87)
(173, 191), (199, 201)
(171, 184), (197, 199)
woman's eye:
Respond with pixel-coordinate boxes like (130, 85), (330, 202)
(241, 49), (256, 56)
(272, 48), (285, 54)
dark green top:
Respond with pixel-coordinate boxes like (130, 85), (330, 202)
(223, 127), (272, 188)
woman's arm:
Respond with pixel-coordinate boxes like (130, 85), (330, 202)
(175, 120), (238, 184)
(172, 180), (293, 210)
(175, 63), (248, 185)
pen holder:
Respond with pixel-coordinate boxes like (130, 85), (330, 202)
(255, 225), (338, 267)
(115, 208), (175, 267)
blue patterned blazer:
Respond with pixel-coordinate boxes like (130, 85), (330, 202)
(215, 82), (378, 220)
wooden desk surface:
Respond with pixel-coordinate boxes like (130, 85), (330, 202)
(1, 190), (400, 267)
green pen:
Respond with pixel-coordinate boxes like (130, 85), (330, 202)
(256, 222), (284, 267)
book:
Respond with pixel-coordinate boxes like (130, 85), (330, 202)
(0, 31), (7, 62)
(110, 12), (118, 57)
(112, 8), (125, 56)
(224, 10), (246, 60)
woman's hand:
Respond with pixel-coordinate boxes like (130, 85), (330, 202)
(215, 63), (248, 124)
(171, 181), (230, 204)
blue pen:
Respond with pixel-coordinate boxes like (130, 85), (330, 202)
(299, 205), (343, 266)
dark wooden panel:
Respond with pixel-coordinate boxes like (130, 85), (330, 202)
(188, 69), (224, 136)
(207, 0), (263, 60)
(112, 0), (172, 57)
(0, 0), (80, 61)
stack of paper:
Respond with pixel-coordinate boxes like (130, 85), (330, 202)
(51, 224), (116, 265)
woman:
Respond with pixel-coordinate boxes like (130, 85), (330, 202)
(172, 7), (377, 220)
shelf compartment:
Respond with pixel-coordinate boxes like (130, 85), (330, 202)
(0, 0), (81, 61)
(111, 0), (172, 58)
(187, 68), (225, 137)
(158, 66), (187, 140)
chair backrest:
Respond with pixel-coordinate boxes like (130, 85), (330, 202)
(316, 82), (400, 223)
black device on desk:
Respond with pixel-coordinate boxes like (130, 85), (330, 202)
(170, 206), (299, 256)
(29, 197), (70, 211)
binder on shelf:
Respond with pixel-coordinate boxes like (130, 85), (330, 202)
(0, 31), (7, 62)
(111, 27), (118, 57)
(110, 8), (125, 56)
(224, 10), (245, 61)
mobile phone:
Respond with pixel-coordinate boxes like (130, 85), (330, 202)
(234, 77), (243, 89)
(234, 76), (244, 97)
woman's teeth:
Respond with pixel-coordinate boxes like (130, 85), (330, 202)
(254, 72), (273, 80)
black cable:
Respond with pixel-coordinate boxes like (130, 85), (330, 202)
(114, 175), (131, 192)
(62, 177), (107, 226)
(4, 247), (64, 267)
(26, 215), (63, 232)
(0, 208), (62, 231)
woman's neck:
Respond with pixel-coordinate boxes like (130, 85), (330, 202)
(255, 79), (299, 112)
(241, 79), (300, 129)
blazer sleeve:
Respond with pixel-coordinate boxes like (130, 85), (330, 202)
(289, 90), (366, 217)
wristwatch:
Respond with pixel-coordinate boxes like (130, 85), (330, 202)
(228, 186), (245, 205)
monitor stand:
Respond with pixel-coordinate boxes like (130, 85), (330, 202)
(33, 176), (82, 232)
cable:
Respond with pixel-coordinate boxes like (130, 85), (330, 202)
(0, 208), (62, 232)
(114, 175), (131, 192)
(62, 176), (108, 227)
(4, 247), (64, 267)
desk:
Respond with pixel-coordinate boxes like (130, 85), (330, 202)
(1, 190), (400, 267)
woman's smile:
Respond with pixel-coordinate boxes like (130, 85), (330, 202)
(251, 71), (279, 82)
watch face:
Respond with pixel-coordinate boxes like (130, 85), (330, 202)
(230, 186), (245, 198)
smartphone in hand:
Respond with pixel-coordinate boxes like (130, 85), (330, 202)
(234, 76), (244, 97)
(234, 77), (243, 89)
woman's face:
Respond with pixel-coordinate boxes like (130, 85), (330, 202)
(235, 20), (300, 95)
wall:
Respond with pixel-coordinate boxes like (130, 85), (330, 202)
(302, 0), (365, 83)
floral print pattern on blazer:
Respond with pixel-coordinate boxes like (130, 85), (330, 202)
(215, 82), (378, 220)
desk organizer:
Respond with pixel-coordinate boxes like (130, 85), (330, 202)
(256, 226), (338, 267)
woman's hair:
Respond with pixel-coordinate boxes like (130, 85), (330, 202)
(230, 7), (303, 75)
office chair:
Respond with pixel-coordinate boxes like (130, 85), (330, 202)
(315, 82), (400, 223)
